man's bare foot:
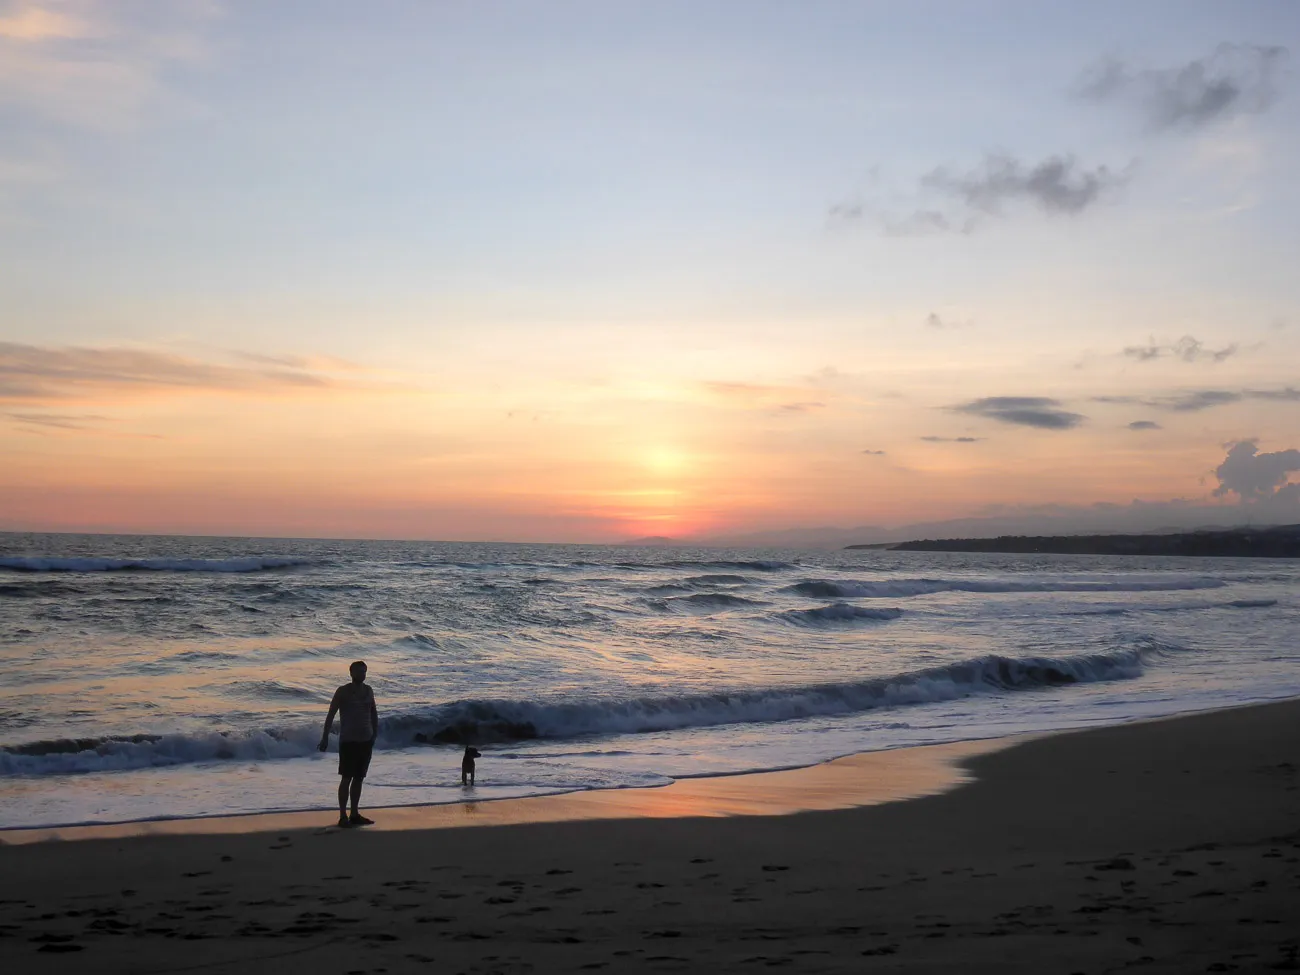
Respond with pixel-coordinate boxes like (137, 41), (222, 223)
(349, 813), (374, 826)
(337, 813), (352, 828)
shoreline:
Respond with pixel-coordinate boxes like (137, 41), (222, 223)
(2, 694), (1293, 845)
(3, 696), (1298, 972)
(0, 736), (1019, 845)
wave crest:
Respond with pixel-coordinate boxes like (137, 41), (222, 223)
(1, 641), (1174, 776)
(0, 556), (312, 574)
(779, 603), (904, 626)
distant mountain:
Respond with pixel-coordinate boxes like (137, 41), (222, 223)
(694, 502), (1287, 551)
(621, 535), (680, 546)
(885, 525), (1300, 558)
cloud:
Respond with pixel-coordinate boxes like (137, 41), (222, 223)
(921, 154), (1128, 217)
(1213, 440), (1300, 502)
(5, 410), (164, 439)
(949, 396), (1085, 430)
(1077, 44), (1288, 131)
(1248, 386), (1300, 402)
(0, 341), (350, 403)
(1093, 386), (1300, 412)
(831, 153), (1128, 236)
(1159, 390), (1242, 411)
(0, 1), (218, 132)
(0, 4), (87, 41)
(827, 201), (864, 221)
(7, 411), (107, 430)
(861, 449), (886, 456)
(924, 312), (971, 330)
(1122, 335), (1237, 363)
(701, 380), (824, 411)
(1127, 420), (1161, 431)
(919, 435), (983, 443)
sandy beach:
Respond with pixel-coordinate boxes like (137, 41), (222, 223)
(3, 699), (1298, 974)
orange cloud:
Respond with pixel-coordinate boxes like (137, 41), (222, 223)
(0, 341), (373, 403)
(0, 5), (86, 41)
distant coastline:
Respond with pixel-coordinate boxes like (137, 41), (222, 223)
(851, 525), (1300, 558)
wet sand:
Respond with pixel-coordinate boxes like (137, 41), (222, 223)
(2, 700), (1298, 973)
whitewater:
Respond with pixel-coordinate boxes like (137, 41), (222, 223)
(1, 532), (1296, 830)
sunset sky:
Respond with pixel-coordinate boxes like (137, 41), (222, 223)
(2, 1), (1298, 543)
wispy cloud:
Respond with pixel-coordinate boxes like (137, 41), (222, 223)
(1122, 335), (1237, 363)
(949, 396), (1085, 430)
(0, 1), (218, 132)
(919, 435), (983, 443)
(5, 410), (164, 439)
(0, 341), (359, 403)
(861, 448), (886, 456)
(922, 154), (1128, 217)
(0, 4), (87, 41)
(1093, 386), (1300, 412)
(923, 312), (972, 330)
(7, 411), (106, 429)
(1127, 420), (1161, 431)
(701, 380), (825, 411)
(836, 153), (1130, 236)
(1077, 44), (1289, 131)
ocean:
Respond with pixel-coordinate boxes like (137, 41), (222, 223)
(1, 532), (1296, 830)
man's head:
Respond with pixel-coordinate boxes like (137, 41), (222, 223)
(349, 660), (367, 683)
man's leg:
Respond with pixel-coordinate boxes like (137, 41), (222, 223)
(338, 776), (351, 825)
(350, 776), (363, 815)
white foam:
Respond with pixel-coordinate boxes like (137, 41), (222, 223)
(0, 556), (311, 573)
(2, 643), (1166, 777)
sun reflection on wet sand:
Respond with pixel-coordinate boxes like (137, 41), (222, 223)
(1, 737), (1023, 845)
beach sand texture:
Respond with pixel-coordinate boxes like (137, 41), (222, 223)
(2, 699), (1298, 973)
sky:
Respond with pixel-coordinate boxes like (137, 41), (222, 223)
(1, 0), (1298, 543)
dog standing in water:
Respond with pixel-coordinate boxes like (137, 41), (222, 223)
(461, 746), (482, 786)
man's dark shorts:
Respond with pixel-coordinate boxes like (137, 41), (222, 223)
(338, 740), (374, 779)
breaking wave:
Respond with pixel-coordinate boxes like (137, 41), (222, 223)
(1, 641), (1173, 776)
(1071, 598), (1279, 617)
(0, 557), (313, 574)
(661, 560), (793, 572)
(787, 576), (1227, 599)
(779, 603), (904, 626)
(649, 593), (767, 612)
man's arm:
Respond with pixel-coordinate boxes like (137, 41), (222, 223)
(319, 688), (340, 751)
(369, 692), (379, 745)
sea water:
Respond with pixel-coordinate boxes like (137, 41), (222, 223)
(1, 533), (1296, 829)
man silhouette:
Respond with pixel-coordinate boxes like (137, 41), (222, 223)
(319, 660), (379, 827)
